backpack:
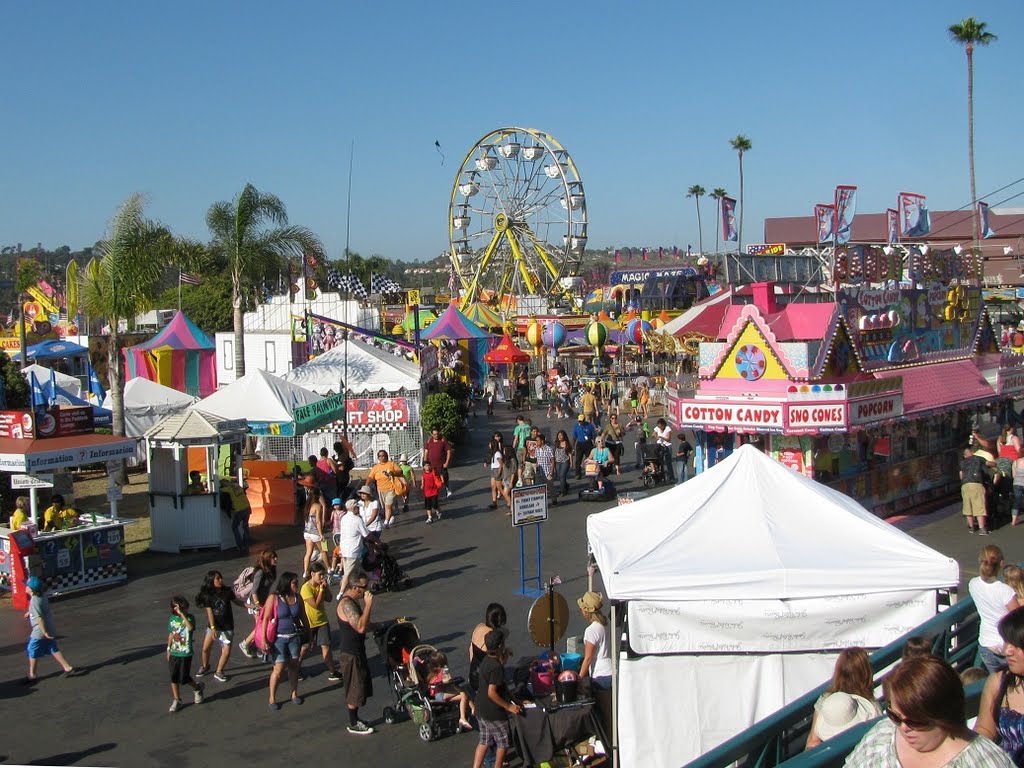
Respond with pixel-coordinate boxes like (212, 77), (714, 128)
(233, 566), (257, 603)
(254, 596), (279, 654)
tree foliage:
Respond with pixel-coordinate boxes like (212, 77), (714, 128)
(0, 352), (29, 408)
(154, 272), (234, 336)
(420, 392), (464, 443)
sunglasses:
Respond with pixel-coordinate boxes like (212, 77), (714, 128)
(884, 707), (932, 731)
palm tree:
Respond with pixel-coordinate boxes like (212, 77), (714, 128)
(686, 185), (707, 254)
(15, 257), (41, 370)
(207, 184), (324, 378)
(709, 188), (728, 254)
(949, 17), (997, 246)
(729, 135), (753, 251)
(79, 193), (176, 436)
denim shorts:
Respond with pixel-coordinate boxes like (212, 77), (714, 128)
(271, 634), (301, 663)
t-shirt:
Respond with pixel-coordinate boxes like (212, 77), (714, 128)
(331, 508), (345, 535)
(300, 581), (331, 628)
(361, 499), (383, 534)
(339, 512), (370, 558)
(368, 461), (402, 494)
(28, 595), (55, 640)
(582, 392), (597, 414)
(43, 505), (76, 531)
(513, 423), (531, 449)
(584, 622), (613, 680)
(203, 586), (235, 632)
(422, 470), (444, 498)
(474, 655), (508, 721)
(535, 445), (555, 475)
(969, 576), (1017, 649)
(960, 456), (987, 485)
(653, 425), (672, 446)
(490, 451), (503, 471)
(424, 438), (452, 468)
(843, 719), (1012, 767)
(168, 612), (195, 657)
(10, 509), (26, 529)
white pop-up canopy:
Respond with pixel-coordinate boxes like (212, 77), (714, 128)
(20, 363), (83, 399)
(103, 376), (197, 463)
(586, 445), (959, 767)
(191, 368), (329, 436)
(281, 340), (419, 396)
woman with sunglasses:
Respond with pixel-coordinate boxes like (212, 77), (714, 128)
(845, 655), (1010, 766)
(976, 607), (1024, 765)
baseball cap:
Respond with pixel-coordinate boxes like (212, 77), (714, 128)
(331, 497), (342, 506)
(25, 575), (42, 591)
(577, 414), (586, 422)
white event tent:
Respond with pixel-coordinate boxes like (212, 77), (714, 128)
(20, 363), (83, 399)
(102, 377), (197, 463)
(586, 444), (958, 768)
(190, 368), (325, 436)
(281, 340), (419, 396)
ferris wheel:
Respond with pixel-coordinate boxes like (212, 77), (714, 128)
(448, 127), (587, 312)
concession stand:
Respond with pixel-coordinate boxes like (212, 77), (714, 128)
(145, 410), (248, 553)
(665, 247), (1022, 517)
(0, 407), (138, 596)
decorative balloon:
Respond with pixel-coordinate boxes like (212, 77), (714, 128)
(627, 318), (653, 345)
(542, 321), (566, 355)
(585, 320), (608, 353)
(525, 319), (544, 351)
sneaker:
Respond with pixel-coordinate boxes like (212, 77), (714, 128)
(239, 641), (254, 658)
(214, 672), (229, 682)
(193, 683), (205, 704)
(327, 671), (342, 682)
(425, 518), (433, 524)
(347, 721), (375, 735)
(435, 511), (442, 520)
(980, 529), (990, 536)
(195, 665), (209, 677)
(169, 699), (183, 713)
(446, 488), (453, 498)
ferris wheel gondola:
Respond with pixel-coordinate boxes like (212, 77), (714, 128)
(448, 127), (587, 312)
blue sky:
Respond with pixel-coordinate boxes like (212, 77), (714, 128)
(1, 1), (1021, 263)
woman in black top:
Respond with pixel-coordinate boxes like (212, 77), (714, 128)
(195, 570), (234, 681)
(240, 550), (278, 658)
(468, 603), (508, 694)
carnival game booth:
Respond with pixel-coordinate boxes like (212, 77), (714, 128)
(586, 445), (959, 768)
(282, 340), (425, 469)
(102, 377), (197, 464)
(0, 408), (138, 597)
(421, 302), (497, 387)
(666, 264), (1016, 516)
(145, 411), (248, 552)
(191, 369), (347, 524)
(123, 311), (217, 398)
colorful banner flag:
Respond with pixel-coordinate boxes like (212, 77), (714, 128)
(179, 271), (201, 285)
(87, 362), (106, 403)
(978, 201), (996, 239)
(833, 185), (857, 245)
(614, 249), (621, 264)
(898, 193), (930, 237)
(886, 209), (900, 245)
(721, 197), (738, 242)
(30, 372), (46, 412)
(641, 248), (648, 262)
(815, 204), (835, 244)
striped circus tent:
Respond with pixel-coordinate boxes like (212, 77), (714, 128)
(123, 311), (216, 397)
(421, 303), (494, 341)
(463, 302), (504, 330)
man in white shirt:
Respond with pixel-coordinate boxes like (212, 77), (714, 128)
(339, 499), (370, 593)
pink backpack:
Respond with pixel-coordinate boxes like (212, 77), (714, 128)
(254, 597), (279, 653)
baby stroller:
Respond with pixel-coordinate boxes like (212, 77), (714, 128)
(640, 444), (669, 488)
(363, 537), (412, 593)
(376, 622), (463, 741)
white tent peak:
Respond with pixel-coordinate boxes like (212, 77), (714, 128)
(191, 368), (323, 423)
(587, 444), (957, 602)
(282, 340), (419, 396)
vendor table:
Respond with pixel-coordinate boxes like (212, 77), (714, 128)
(0, 517), (127, 596)
(510, 699), (604, 766)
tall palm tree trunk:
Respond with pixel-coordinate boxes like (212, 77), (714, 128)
(695, 199), (704, 254)
(232, 273), (246, 378)
(714, 208), (721, 253)
(738, 157), (745, 252)
(108, 325), (125, 436)
(967, 45), (979, 246)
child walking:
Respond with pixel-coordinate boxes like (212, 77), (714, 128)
(23, 576), (76, 683)
(166, 595), (205, 712)
(194, 570), (234, 682)
(427, 650), (474, 731)
(421, 461), (445, 523)
(397, 453), (416, 514)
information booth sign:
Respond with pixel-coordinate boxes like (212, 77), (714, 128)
(512, 484), (548, 597)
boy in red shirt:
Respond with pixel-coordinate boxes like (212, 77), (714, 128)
(421, 461), (445, 524)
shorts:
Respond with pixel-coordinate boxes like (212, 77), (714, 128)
(477, 717), (511, 748)
(343, 557), (359, 579)
(168, 655), (193, 684)
(962, 482), (986, 517)
(271, 634), (301, 663)
(380, 490), (397, 508)
(490, 468), (502, 480)
(304, 531), (322, 543)
(308, 624), (332, 648)
(339, 652), (373, 707)
(206, 628), (234, 646)
(521, 464), (536, 482)
(27, 637), (59, 659)
(425, 495), (439, 511)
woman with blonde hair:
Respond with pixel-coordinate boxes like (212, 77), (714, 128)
(1006, 565), (1024, 604)
(970, 545), (1019, 673)
(577, 592), (611, 688)
(805, 647), (881, 749)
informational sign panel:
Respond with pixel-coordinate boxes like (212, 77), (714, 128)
(0, 410), (35, 439)
(346, 397), (410, 428)
(512, 484), (548, 527)
(12, 474), (54, 489)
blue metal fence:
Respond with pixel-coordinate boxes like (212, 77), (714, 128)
(682, 598), (980, 768)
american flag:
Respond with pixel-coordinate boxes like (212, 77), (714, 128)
(370, 273), (402, 295)
(179, 271), (201, 285)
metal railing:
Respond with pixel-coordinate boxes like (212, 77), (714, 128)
(683, 597), (980, 768)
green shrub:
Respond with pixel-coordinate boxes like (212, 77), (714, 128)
(421, 392), (464, 443)
(445, 380), (470, 417)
